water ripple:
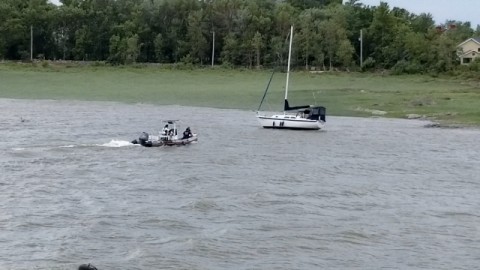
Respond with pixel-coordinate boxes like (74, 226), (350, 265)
(1, 99), (479, 270)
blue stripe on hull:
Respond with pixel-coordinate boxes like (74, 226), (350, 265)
(262, 126), (319, 130)
(258, 117), (317, 123)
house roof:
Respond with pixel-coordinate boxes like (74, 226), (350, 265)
(457, 37), (480, 47)
(459, 50), (480, 58)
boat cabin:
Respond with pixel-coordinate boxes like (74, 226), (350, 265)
(296, 106), (326, 121)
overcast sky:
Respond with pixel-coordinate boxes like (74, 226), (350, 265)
(357, 0), (480, 27)
(48, 0), (479, 28)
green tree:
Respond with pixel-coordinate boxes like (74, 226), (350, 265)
(185, 9), (208, 64)
(153, 33), (165, 63)
(317, 5), (353, 69)
(54, 2), (86, 60)
(343, 0), (373, 67)
(410, 13), (435, 34)
(221, 32), (239, 66)
(297, 9), (321, 70)
(108, 34), (124, 64)
(125, 34), (140, 64)
(73, 26), (91, 60)
(251, 31), (264, 68)
(367, 2), (398, 68)
(286, 0), (342, 10)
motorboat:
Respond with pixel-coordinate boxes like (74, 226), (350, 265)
(131, 120), (197, 147)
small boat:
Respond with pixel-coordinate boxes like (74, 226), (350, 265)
(256, 26), (326, 130)
(131, 120), (198, 147)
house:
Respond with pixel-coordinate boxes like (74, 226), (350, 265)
(457, 37), (480, 65)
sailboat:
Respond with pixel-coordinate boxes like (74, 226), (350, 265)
(256, 26), (326, 130)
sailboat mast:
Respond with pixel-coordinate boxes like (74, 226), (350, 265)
(284, 25), (293, 102)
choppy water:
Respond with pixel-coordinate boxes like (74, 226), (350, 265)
(1, 99), (479, 270)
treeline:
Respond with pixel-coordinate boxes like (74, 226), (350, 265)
(1, 0), (479, 73)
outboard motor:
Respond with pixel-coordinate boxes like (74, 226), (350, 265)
(307, 106), (326, 122)
(138, 132), (150, 146)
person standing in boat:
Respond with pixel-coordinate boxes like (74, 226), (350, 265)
(159, 124), (169, 141)
(182, 127), (193, 139)
(162, 124), (169, 135)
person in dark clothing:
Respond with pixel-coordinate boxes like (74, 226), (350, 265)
(182, 127), (192, 139)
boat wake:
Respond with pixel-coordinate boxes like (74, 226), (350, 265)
(8, 140), (135, 151)
(99, 140), (135, 148)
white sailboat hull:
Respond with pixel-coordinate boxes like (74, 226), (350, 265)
(257, 114), (325, 130)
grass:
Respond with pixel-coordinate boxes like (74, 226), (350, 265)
(1, 62), (480, 126)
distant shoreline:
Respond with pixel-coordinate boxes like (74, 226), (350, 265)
(1, 62), (479, 127)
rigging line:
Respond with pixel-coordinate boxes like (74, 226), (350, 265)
(257, 28), (287, 113)
(257, 70), (275, 112)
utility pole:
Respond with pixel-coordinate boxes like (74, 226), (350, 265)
(359, 29), (363, 68)
(211, 31), (215, 67)
(30, 25), (33, 61)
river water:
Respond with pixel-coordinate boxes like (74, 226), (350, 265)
(1, 99), (479, 270)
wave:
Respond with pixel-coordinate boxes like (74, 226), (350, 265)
(99, 140), (134, 148)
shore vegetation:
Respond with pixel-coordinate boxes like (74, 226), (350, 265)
(1, 62), (479, 126)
